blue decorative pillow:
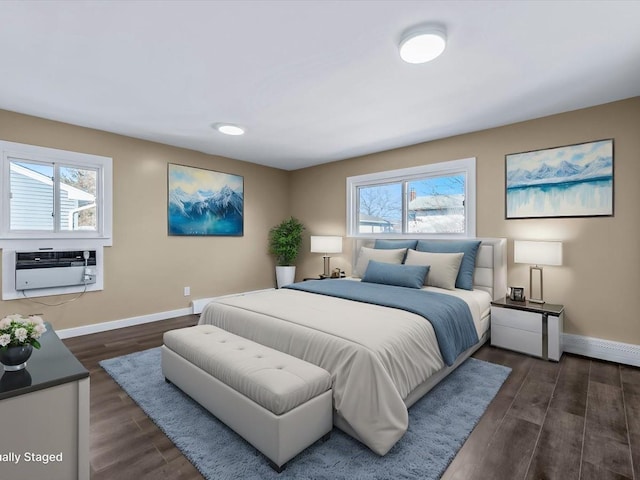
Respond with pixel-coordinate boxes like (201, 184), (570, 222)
(415, 240), (481, 290)
(374, 239), (418, 250)
(361, 260), (429, 289)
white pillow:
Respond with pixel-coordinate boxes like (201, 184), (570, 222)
(354, 247), (406, 278)
(404, 249), (464, 290)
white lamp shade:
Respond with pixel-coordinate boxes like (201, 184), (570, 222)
(514, 240), (563, 266)
(310, 236), (342, 254)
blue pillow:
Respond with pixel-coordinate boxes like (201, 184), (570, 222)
(415, 240), (481, 290)
(361, 260), (429, 289)
(374, 239), (418, 250)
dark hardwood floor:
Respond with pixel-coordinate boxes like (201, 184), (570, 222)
(63, 317), (640, 480)
(64, 316), (202, 480)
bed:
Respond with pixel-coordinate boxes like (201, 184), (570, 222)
(199, 237), (507, 455)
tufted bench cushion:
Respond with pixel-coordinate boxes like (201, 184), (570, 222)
(161, 324), (333, 472)
(163, 324), (331, 415)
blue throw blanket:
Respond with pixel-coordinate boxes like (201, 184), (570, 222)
(285, 280), (479, 366)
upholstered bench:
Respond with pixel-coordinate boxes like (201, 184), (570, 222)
(161, 324), (333, 472)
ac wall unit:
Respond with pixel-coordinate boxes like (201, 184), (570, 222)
(15, 250), (97, 291)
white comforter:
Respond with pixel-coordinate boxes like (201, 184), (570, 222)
(199, 287), (487, 455)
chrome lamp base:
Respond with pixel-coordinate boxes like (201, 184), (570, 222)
(321, 255), (332, 278)
(529, 265), (545, 304)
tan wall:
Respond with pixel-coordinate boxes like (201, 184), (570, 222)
(0, 110), (290, 330)
(291, 97), (640, 345)
(2, 98), (638, 343)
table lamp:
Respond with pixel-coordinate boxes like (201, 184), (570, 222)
(310, 236), (342, 278)
(514, 240), (563, 304)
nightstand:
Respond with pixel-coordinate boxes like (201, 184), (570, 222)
(490, 298), (564, 361)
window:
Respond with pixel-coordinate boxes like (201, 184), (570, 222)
(0, 141), (112, 300)
(346, 158), (476, 237)
(0, 140), (112, 241)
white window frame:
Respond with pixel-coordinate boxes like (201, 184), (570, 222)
(0, 140), (112, 300)
(0, 140), (112, 242)
(346, 157), (476, 238)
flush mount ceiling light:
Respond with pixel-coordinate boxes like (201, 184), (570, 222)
(213, 123), (245, 136)
(399, 24), (447, 64)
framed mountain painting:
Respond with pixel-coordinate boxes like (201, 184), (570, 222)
(168, 164), (244, 236)
(505, 139), (613, 219)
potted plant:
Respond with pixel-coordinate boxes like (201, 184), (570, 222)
(268, 217), (305, 288)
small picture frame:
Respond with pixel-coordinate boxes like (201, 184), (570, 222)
(509, 287), (525, 302)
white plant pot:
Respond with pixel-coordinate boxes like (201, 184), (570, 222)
(275, 266), (296, 288)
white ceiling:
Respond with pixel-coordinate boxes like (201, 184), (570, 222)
(1, 1), (639, 171)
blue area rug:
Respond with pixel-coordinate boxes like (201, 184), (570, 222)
(100, 348), (510, 479)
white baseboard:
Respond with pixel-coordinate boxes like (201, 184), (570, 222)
(56, 307), (192, 339)
(58, 289), (276, 339)
(192, 297), (216, 315)
(191, 289), (275, 314)
(55, 302), (640, 368)
(563, 333), (640, 367)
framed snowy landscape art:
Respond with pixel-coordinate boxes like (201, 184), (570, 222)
(168, 164), (244, 236)
(505, 139), (613, 219)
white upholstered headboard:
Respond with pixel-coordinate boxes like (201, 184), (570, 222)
(351, 237), (507, 300)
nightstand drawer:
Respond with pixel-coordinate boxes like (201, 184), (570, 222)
(491, 306), (542, 333)
(491, 325), (543, 357)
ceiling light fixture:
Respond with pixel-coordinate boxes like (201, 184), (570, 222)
(399, 24), (447, 64)
(213, 123), (245, 136)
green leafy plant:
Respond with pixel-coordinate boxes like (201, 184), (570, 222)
(0, 314), (47, 349)
(268, 217), (305, 266)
